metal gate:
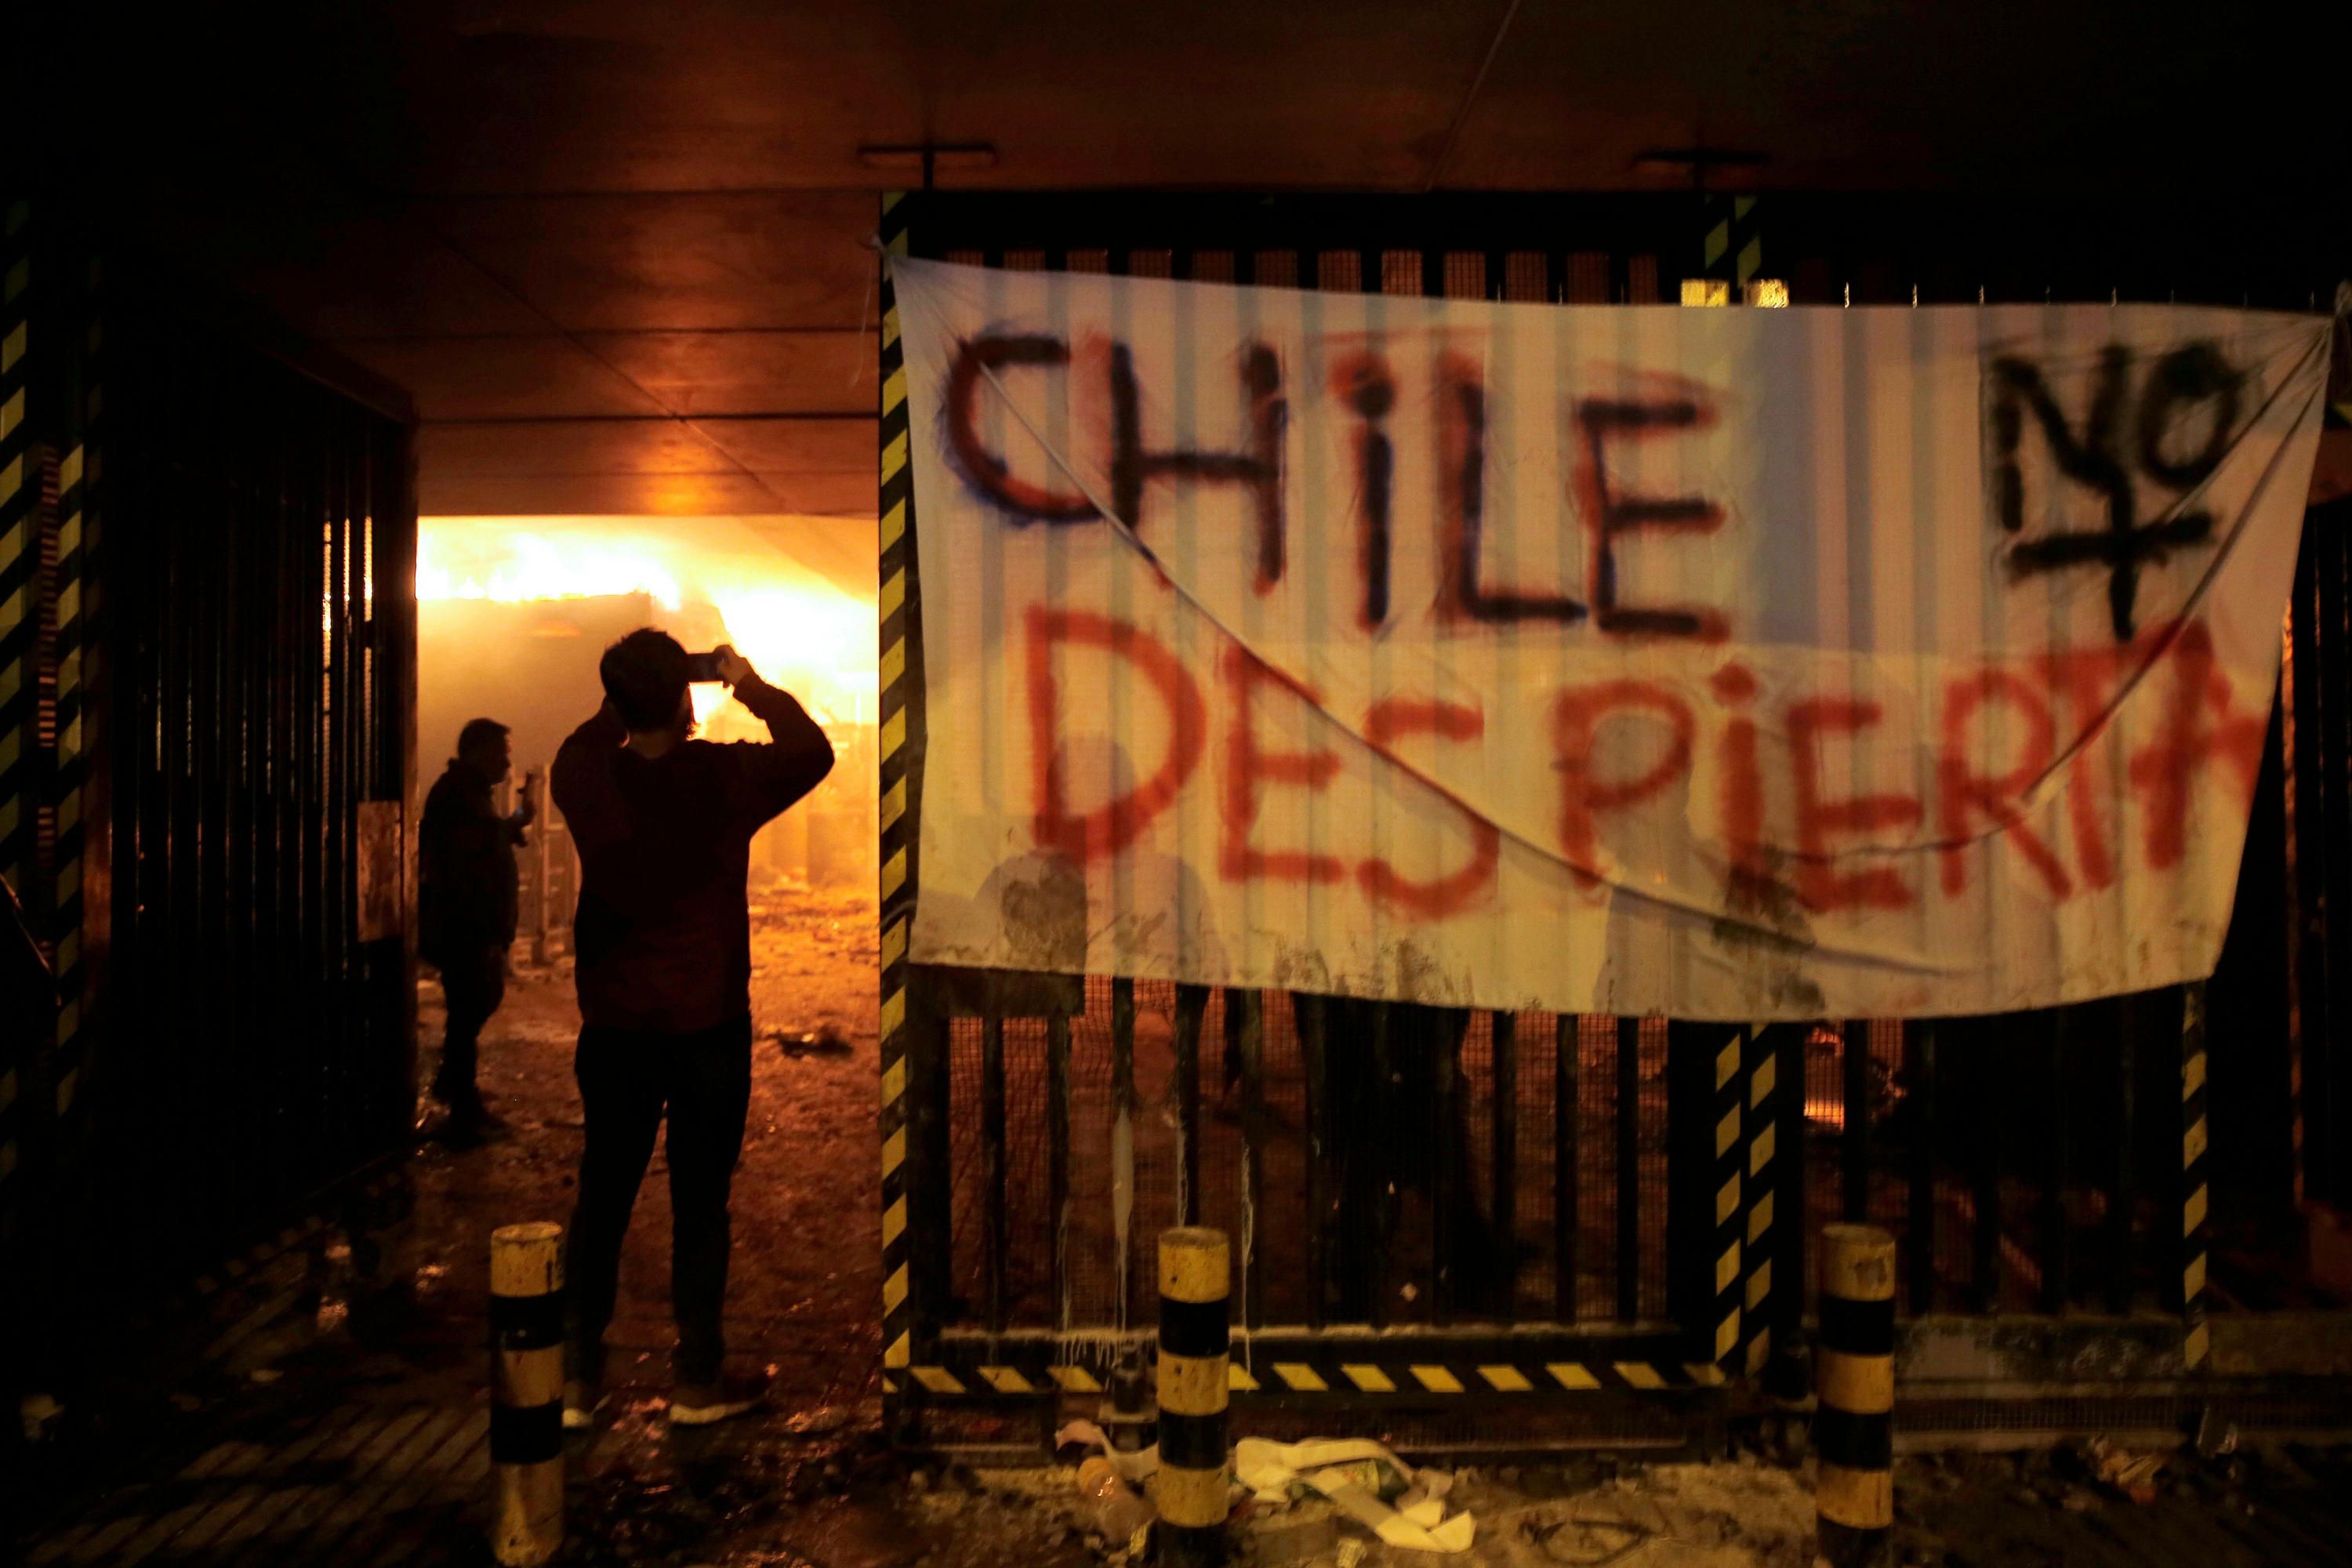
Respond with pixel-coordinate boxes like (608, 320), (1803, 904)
(871, 190), (2348, 1450)
(0, 201), (419, 1367)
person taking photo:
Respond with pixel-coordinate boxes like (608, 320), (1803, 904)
(551, 630), (833, 1427)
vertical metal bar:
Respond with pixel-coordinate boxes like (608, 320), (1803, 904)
(1368, 1003), (1393, 1328)
(2110, 995), (2140, 1313)
(1298, 993), (1328, 1330)
(875, 191), (926, 1416)
(1047, 1008), (1072, 1331)
(1222, 985), (1246, 1102)
(1431, 1009), (1457, 1323)
(1972, 1029), (2005, 1313)
(1174, 984), (1206, 1226)
(2040, 1008), (2072, 1313)
(1665, 1024), (1735, 1367)
(2319, 521), (2343, 1213)
(1112, 976), (1138, 1328)
(1842, 1019), (1871, 1221)
(1240, 991), (1266, 1329)
(981, 1013), (1007, 1334)
(909, 989), (955, 1358)
(531, 793), (550, 964)
(1616, 1014), (1640, 1322)
(1555, 1014), (1578, 1321)
(1905, 1022), (1937, 1316)
(1740, 1026), (1782, 1381)
(1492, 1011), (1518, 1323)
(1769, 1024), (1809, 1396)
(2283, 548), (2311, 1211)
(2180, 982), (2210, 1369)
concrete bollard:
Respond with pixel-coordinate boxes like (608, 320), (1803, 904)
(1155, 1226), (1231, 1568)
(490, 1222), (565, 1566)
(1816, 1223), (1896, 1568)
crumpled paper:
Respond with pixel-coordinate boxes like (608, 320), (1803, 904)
(1054, 1418), (1160, 1485)
(1236, 1438), (1475, 1552)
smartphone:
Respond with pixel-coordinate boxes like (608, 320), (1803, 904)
(686, 651), (723, 682)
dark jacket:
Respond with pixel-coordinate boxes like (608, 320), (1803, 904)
(553, 674), (833, 1035)
(418, 757), (526, 965)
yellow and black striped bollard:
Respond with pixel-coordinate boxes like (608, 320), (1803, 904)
(491, 1223), (565, 1566)
(1156, 1227), (1230, 1568)
(1816, 1223), (1895, 1568)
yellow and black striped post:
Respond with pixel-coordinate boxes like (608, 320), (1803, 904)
(1156, 1227), (1230, 1568)
(2179, 982), (2209, 1371)
(47, 392), (92, 1141)
(876, 189), (920, 1406)
(1816, 1223), (1895, 1568)
(1668, 1022), (1751, 1381)
(1742, 1024), (1784, 1384)
(1711, 1027), (1748, 1373)
(490, 1222), (564, 1567)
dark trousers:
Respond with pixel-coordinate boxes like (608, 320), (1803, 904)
(564, 1015), (753, 1387)
(432, 944), (507, 1104)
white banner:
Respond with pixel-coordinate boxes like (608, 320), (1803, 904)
(891, 257), (2330, 1019)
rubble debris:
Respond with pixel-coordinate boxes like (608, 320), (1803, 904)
(2085, 1436), (2165, 1504)
(1079, 1454), (1159, 1549)
(1235, 1438), (1472, 1552)
(784, 1405), (855, 1436)
(774, 1023), (854, 1057)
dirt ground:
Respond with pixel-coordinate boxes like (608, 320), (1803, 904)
(19, 878), (2352, 1568)
(405, 880), (886, 1415)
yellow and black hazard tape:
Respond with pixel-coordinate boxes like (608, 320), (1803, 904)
(876, 189), (921, 1396)
(1740, 1025), (1780, 1378)
(47, 423), (90, 1131)
(2178, 981), (2209, 1373)
(893, 1334), (1728, 1403)
(1706, 1027), (1747, 1374)
(0, 199), (32, 1209)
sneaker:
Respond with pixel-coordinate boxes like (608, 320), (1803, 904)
(669, 1371), (769, 1427)
(563, 1379), (608, 1431)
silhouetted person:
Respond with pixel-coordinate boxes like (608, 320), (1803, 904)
(419, 717), (535, 1144)
(552, 630), (832, 1428)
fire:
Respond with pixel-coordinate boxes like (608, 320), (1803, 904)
(418, 516), (879, 726)
(706, 589), (866, 685)
(417, 528), (683, 608)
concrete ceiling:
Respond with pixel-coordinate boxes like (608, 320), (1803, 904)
(25, 0), (2342, 526)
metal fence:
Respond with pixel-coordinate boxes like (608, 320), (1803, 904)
(0, 205), (418, 1356)
(500, 781), (580, 964)
(873, 191), (2347, 1450)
